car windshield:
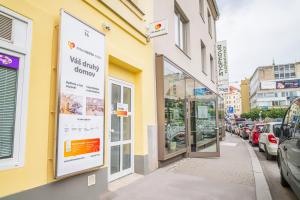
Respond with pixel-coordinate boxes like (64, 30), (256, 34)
(245, 124), (254, 130)
(273, 124), (281, 136)
(256, 125), (264, 133)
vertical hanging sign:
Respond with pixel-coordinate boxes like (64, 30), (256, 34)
(216, 41), (229, 94)
(56, 10), (105, 178)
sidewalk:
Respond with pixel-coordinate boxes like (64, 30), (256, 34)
(101, 133), (257, 200)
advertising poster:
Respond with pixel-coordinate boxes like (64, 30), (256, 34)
(197, 106), (208, 119)
(260, 81), (276, 90)
(276, 80), (299, 89)
(148, 19), (168, 38)
(56, 11), (105, 178)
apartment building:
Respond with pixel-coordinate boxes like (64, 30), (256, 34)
(250, 62), (300, 109)
(153, 0), (221, 164)
(223, 86), (242, 116)
(0, 1), (156, 199)
(240, 78), (250, 113)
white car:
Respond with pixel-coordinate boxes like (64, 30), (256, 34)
(258, 122), (281, 160)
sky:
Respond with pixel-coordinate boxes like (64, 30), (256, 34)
(216, 0), (300, 84)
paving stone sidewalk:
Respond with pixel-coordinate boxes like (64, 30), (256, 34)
(101, 133), (256, 200)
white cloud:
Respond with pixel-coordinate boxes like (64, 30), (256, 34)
(217, 0), (300, 82)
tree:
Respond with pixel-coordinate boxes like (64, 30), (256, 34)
(240, 107), (287, 121)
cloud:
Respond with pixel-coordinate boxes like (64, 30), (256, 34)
(217, 0), (300, 82)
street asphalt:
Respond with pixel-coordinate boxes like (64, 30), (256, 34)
(253, 146), (298, 200)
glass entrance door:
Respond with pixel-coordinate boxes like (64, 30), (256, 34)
(187, 97), (220, 157)
(108, 78), (134, 181)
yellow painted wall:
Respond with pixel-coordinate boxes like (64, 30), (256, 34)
(240, 79), (250, 113)
(0, 0), (156, 197)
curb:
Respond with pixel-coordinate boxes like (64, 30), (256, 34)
(244, 140), (272, 200)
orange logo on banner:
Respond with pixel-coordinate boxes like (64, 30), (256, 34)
(64, 138), (100, 157)
(155, 23), (162, 30)
(67, 41), (75, 49)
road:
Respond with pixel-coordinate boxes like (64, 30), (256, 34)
(253, 145), (298, 200)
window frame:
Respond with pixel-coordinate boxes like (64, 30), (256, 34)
(0, 6), (32, 170)
(201, 40), (207, 75)
(174, 3), (189, 54)
(207, 9), (212, 38)
(199, 0), (205, 22)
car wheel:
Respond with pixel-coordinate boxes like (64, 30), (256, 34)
(280, 168), (289, 187)
(265, 145), (272, 160)
(258, 143), (263, 152)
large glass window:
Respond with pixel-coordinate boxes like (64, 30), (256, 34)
(164, 61), (186, 154)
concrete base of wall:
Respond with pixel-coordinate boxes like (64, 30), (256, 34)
(2, 167), (108, 200)
(134, 155), (150, 175)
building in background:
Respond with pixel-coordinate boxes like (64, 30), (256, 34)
(224, 86), (242, 116)
(249, 62), (300, 109)
(0, 1), (156, 199)
(154, 0), (221, 164)
(240, 78), (250, 113)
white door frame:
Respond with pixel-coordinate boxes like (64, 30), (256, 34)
(108, 77), (134, 182)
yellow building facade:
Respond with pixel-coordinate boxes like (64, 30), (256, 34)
(240, 78), (250, 113)
(0, 0), (156, 199)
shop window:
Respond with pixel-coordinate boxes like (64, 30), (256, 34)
(0, 7), (31, 170)
(164, 61), (186, 154)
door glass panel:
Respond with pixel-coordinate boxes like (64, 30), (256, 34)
(192, 81), (217, 153)
(111, 83), (121, 111)
(111, 145), (120, 174)
(123, 116), (131, 140)
(123, 87), (131, 112)
(123, 143), (131, 170)
(111, 114), (121, 142)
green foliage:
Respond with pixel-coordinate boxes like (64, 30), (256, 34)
(241, 107), (287, 120)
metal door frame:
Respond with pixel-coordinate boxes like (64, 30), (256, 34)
(186, 97), (220, 158)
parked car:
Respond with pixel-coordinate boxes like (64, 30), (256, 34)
(258, 122), (281, 160)
(234, 123), (243, 135)
(277, 98), (300, 199)
(241, 122), (254, 139)
(249, 123), (265, 146)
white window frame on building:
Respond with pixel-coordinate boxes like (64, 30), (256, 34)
(174, 3), (189, 53)
(201, 40), (206, 74)
(274, 64), (296, 79)
(0, 6), (32, 170)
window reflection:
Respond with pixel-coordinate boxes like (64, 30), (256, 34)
(164, 61), (186, 154)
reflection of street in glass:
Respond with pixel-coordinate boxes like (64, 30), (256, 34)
(60, 93), (83, 115)
(86, 97), (104, 116)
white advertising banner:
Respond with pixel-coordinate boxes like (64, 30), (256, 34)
(216, 41), (229, 86)
(56, 11), (105, 178)
(260, 81), (276, 90)
(148, 19), (168, 38)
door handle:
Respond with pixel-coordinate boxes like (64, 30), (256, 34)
(283, 146), (287, 151)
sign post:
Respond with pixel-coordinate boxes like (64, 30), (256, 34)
(55, 10), (105, 178)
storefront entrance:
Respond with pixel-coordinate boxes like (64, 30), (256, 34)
(187, 98), (219, 157)
(156, 55), (221, 164)
(108, 78), (134, 181)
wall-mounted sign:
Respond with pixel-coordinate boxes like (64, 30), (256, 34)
(228, 106), (234, 114)
(276, 80), (300, 89)
(0, 52), (19, 70)
(216, 41), (229, 86)
(148, 19), (168, 38)
(218, 84), (229, 93)
(116, 103), (128, 117)
(194, 87), (211, 96)
(260, 81), (276, 90)
(56, 10), (105, 178)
